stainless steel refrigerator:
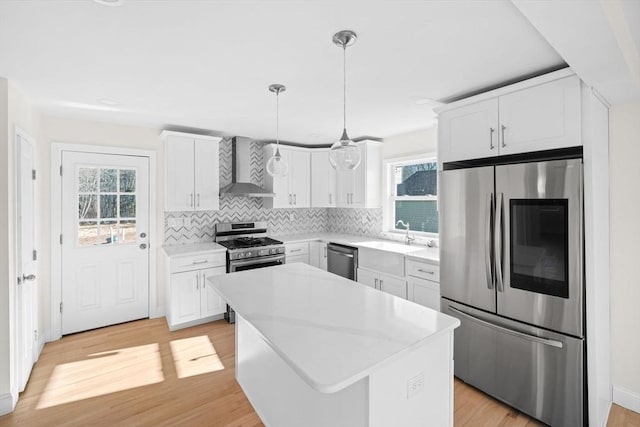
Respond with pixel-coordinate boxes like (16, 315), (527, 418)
(440, 158), (584, 426)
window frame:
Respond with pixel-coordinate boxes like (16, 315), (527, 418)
(384, 154), (439, 238)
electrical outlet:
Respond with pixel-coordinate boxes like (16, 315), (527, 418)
(407, 373), (424, 399)
(168, 218), (183, 229)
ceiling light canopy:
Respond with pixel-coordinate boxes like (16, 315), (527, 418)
(265, 84), (288, 178)
(329, 30), (361, 171)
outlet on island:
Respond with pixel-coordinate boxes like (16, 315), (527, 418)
(407, 372), (424, 399)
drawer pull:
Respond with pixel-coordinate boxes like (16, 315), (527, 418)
(417, 268), (435, 275)
(192, 260), (209, 265)
(290, 248), (302, 253)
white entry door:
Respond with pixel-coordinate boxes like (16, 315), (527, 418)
(61, 151), (150, 335)
(16, 131), (37, 391)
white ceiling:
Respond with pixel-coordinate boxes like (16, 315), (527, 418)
(0, 0), (566, 145)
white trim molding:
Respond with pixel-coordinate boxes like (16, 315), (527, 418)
(49, 143), (158, 340)
(613, 386), (640, 414)
(0, 388), (18, 416)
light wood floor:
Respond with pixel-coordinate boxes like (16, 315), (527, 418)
(0, 318), (637, 426)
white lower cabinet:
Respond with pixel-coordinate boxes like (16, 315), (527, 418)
(166, 251), (227, 330)
(406, 260), (440, 311)
(309, 241), (328, 270)
(357, 267), (407, 299)
(285, 242), (310, 264)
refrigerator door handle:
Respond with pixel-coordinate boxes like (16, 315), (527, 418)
(495, 192), (505, 292)
(447, 306), (564, 349)
(485, 193), (494, 289)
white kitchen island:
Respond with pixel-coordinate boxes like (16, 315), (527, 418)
(208, 263), (460, 427)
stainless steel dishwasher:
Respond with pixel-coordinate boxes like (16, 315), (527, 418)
(327, 243), (358, 280)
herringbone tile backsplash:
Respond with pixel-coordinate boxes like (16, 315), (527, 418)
(164, 138), (383, 245)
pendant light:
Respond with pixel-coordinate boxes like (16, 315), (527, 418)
(266, 84), (289, 177)
(329, 30), (361, 171)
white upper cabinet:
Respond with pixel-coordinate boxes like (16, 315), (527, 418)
(163, 131), (221, 212)
(263, 145), (311, 209)
(336, 140), (382, 208)
(438, 99), (499, 162)
(498, 76), (581, 155)
(310, 149), (336, 208)
(437, 70), (582, 163)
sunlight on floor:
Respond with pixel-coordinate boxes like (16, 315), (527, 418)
(36, 343), (164, 409)
(169, 335), (225, 379)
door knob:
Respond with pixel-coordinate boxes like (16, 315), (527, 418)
(140, 232), (147, 238)
(22, 274), (36, 282)
(139, 243), (148, 250)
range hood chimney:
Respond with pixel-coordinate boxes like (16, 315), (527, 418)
(219, 137), (275, 197)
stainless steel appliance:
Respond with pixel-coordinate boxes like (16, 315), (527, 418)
(214, 221), (285, 323)
(440, 158), (584, 426)
(327, 243), (358, 280)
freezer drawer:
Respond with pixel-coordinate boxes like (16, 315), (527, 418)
(442, 298), (584, 427)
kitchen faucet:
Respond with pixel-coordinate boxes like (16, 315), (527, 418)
(396, 220), (415, 245)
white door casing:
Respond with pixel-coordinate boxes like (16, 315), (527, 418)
(16, 129), (38, 392)
(61, 151), (150, 335)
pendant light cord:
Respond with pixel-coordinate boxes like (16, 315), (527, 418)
(343, 44), (347, 131)
(276, 90), (280, 148)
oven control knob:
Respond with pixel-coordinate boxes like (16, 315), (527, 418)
(237, 253), (244, 259)
(277, 247), (285, 254)
(258, 249), (267, 256)
(270, 248), (276, 255)
(246, 251), (252, 258)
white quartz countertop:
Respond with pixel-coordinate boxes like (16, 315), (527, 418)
(162, 242), (226, 257)
(275, 232), (440, 262)
(209, 263), (458, 394)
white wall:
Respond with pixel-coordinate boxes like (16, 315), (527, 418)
(382, 127), (437, 159)
(38, 116), (165, 340)
(610, 100), (640, 411)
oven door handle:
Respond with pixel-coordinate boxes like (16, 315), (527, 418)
(448, 306), (563, 349)
(230, 254), (285, 268)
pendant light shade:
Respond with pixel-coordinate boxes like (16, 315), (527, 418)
(329, 30), (361, 171)
(266, 84), (288, 178)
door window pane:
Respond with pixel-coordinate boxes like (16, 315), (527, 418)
(78, 195), (97, 219)
(99, 220), (118, 244)
(510, 199), (569, 298)
(119, 195), (136, 218)
(78, 221), (99, 246)
(100, 195), (117, 218)
(78, 168), (98, 192)
(395, 200), (439, 233)
(100, 168), (118, 192)
(120, 169), (136, 192)
(119, 220), (137, 244)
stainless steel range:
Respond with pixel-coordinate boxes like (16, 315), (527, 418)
(214, 221), (285, 323)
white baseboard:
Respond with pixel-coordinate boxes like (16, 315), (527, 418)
(613, 386), (640, 414)
(0, 389), (18, 416)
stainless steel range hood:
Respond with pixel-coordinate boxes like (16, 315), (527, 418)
(219, 136), (275, 197)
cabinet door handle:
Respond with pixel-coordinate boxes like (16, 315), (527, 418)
(374, 278), (379, 289)
(501, 125), (507, 148)
(196, 273), (199, 290)
(324, 246), (327, 258)
(294, 194), (297, 205)
(197, 193), (200, 207)
(329, 193), (332, 205)
(417, 268), (435, 275)
(190, 193), (194, 207)
(489, 127), (495, 150)
(202, 272), (207, 288)
(379, 279), (384, 289)
(289, 194), (292, 205)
